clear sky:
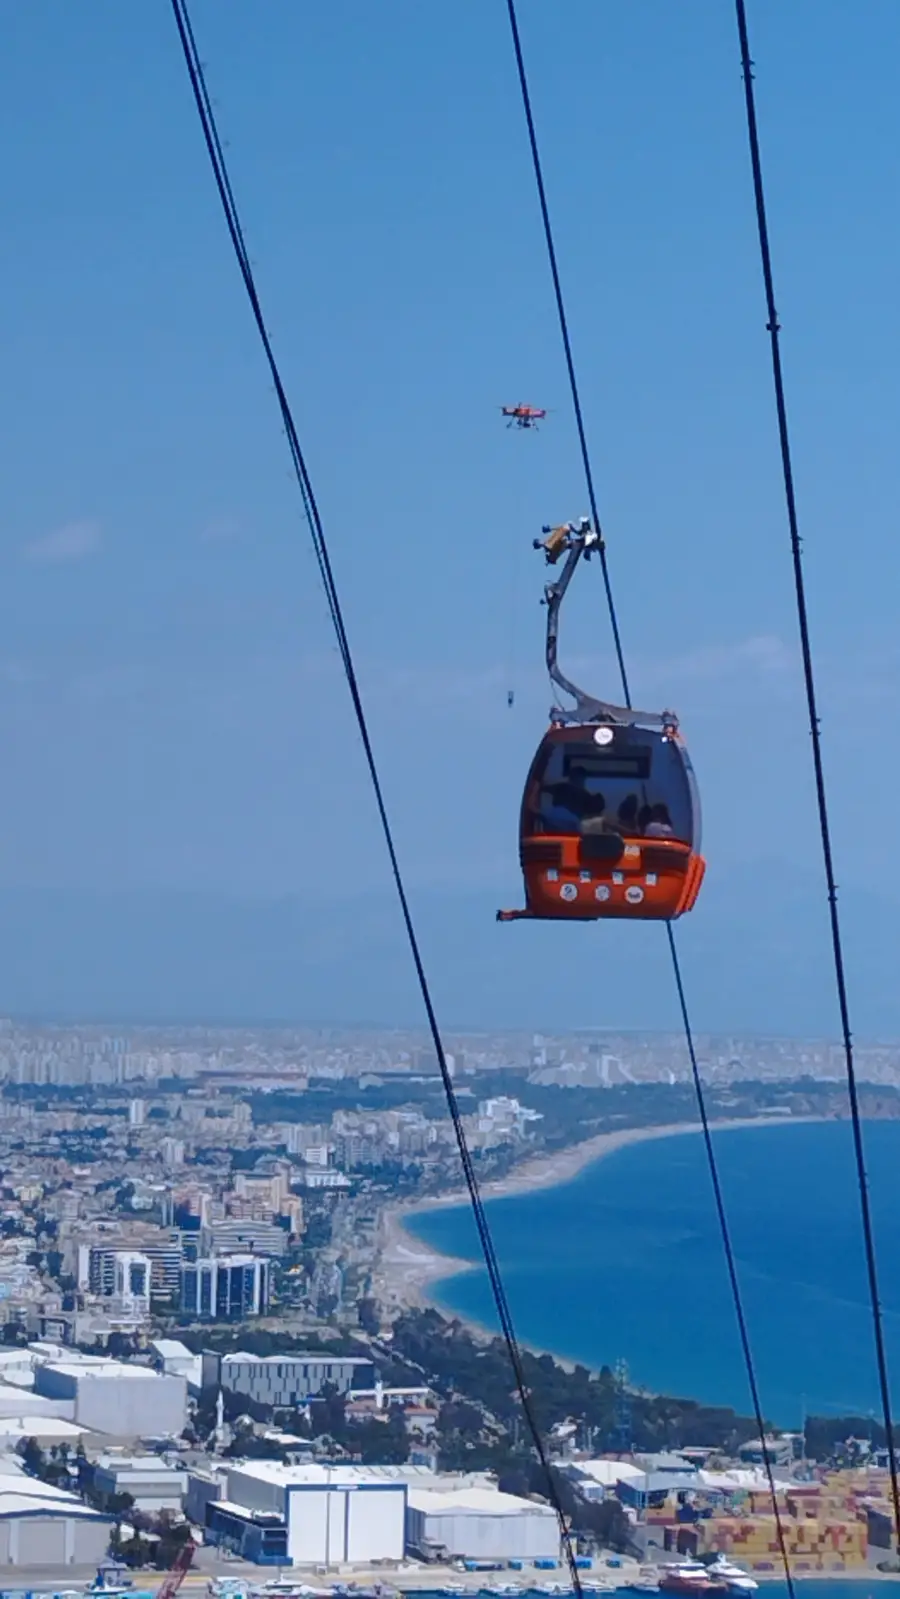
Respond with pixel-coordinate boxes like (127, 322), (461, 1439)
(1, 1), (899, 1030)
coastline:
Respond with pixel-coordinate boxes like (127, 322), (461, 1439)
(374, 1113), (821, 1323)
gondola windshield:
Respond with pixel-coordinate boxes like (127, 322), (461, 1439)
(529, 735), (694, 845)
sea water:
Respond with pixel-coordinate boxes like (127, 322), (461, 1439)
(406, 1120), (900, 1424)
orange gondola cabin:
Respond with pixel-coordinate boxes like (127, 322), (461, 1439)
(498, 518), (705, 923)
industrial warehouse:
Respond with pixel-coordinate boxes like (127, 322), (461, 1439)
(0, 1343), (188, 1443)
(0, 1462), (111, 1566)
(193, 1462), (561, 1566)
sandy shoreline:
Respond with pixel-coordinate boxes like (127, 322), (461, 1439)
(373, 1114), (820, 1322)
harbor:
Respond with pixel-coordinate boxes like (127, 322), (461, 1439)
(0, 1558), (766, 1599)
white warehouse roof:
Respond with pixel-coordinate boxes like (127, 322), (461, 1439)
(43, 1361), (160, 1381)
(0, 1383), (71, 1419)
(231, 1462), (383, 1487)
(221, 1351), (373, 1366)
(407, 1486), (556, 1517)
(0, 1417), (89, 1442)
(232, 1461), (470, 1487)
(152, 1340), (193, 1359)
(699, 1468), (794, 1493)
(96, 1454), (187, 1483)
(0, 1465), (107, 1521)
(571, 1459), (645, 1486)
(0, 1352), (36, 1388)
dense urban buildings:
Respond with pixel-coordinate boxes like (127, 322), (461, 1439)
(0, 1020), (889, 1577)
(0, 1018), (893, 1338)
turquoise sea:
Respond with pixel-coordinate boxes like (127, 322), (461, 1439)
(405, 1120), (900, 1426)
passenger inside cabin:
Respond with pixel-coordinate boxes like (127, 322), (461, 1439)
(644, 802), (674, 838)
(580, 808), (612, 835)
(542, 777), (605, 832)
(617, 793), (640, 833)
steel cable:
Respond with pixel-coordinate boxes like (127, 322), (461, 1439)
(504, 4), (797, 1589)
(733, 0), (900, 1542)
(504, 0), (630, 710)
(170, 0), (585, 1583)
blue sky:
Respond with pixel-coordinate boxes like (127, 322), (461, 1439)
(1, 2), (899, 1028)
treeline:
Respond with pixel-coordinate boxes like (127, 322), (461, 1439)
(177, 1325), (365, 1358)
(804, 1414), (886, 1461)
(391, 1308), (763, 1454)
(391, 1309), (886, 1467)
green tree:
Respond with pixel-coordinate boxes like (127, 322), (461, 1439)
(312, 1383), (348, 1442)
(21, 1437), (46, 1477)
(117, 1532), (154, 1569)
(155, 1516), (193, 1569)
(355, 1407), (409, 1466)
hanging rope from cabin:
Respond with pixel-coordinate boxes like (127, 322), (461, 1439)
(169, 1), (585, 1588)
(733, 0), (900, 1541)
(502, 4), (798, 1591)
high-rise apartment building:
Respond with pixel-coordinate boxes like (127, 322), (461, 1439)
(180, 1255), (269, 1320)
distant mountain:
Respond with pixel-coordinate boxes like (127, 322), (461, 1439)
(0, 863), (895, 1037)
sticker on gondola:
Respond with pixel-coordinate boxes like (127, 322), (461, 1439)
(579, 870), (591, 882)
(625, 885), (644, 905)
(560, 883), (578, 901)
(595, 884), (611, 902)
(546, 869), (559, 881)
(593, 726), (614, 746)
(646, 873), (657, 886)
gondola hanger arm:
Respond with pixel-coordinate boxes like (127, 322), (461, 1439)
(538, 518), (676, 731)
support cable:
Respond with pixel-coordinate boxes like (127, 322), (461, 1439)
(504, 0), (630, 708)
(733, 0), (900, 1541)
(169, 1), (584, 1584)
(504, 5), (796, 1590)
(667, 927), (796, 1593)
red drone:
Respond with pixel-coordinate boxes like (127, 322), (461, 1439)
(501, 403), (547, 430)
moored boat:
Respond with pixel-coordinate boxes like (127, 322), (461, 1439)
(82, 1572), (134, 1599)
(706, 1560), (758, 1594)
(658, 1561), (728, 1596)
(252, 1582), (328, 1599)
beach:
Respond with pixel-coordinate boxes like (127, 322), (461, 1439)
(373, 1113), (816, 1319)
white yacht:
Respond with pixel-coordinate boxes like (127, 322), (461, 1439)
(706, 1559), (758, 1593)
(251, 1582), (327, 1599)
(658, 1560), (724, 1595)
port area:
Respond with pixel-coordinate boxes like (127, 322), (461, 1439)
(0, 1563), (634, 1598)
(0, 1560), (893, 1597)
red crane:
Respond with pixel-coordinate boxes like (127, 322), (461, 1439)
(156, 1536), (195, 1599)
